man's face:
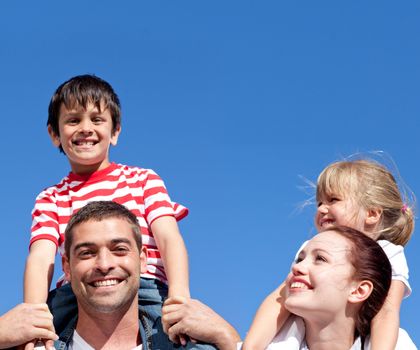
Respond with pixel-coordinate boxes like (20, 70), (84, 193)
(63, 217), (147, 315)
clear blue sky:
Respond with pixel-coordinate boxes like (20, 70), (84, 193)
(1, 0), (419, 344)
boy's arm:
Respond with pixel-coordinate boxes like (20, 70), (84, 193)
(151, 216), (190, 298)
(243, 282), (289, 350)
(24, 240), (57, 303)
(370, 280), (405, 350)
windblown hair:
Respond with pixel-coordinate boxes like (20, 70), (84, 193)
(317, 159), (415, 246)
(64, 201), (141, 258)
(47, 74), (121, 152)
(333, 226), (392, 342)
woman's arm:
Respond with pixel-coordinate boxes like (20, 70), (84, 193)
(243, 282), (290, 350)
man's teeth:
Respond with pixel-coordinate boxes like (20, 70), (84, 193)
(291, 282), (308, 289)
(93, 279), (119, 287)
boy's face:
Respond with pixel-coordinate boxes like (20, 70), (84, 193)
(48, 102), (121, 175)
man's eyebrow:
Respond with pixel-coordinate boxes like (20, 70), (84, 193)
(111, 238), (133, 246)
(73, 242), (96, 252)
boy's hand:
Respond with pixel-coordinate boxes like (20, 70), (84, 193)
(162, 296), (240, 350)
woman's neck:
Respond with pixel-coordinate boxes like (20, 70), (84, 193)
(304, 316), (356, 350)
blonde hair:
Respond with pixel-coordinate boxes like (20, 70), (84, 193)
(316, 159), (415, 246)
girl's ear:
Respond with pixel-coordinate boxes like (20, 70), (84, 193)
(48, 125), (61, 148)
(348, 280), (373, 304)
(365, 208), (382, 227)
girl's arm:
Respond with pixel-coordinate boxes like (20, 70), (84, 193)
(243, 282), (289, 350)
(151, 216), (190, 299)
(24, 240), (56, 303)
(370, 280), (405, 350)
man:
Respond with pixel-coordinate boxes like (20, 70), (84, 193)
(56, 201), (148, 349)
(56, 201), (217, 349)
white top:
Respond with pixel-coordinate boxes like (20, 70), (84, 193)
(69, 330), (143, 350)
(295, 239), (411, 297)
(264, 316), (417, 349)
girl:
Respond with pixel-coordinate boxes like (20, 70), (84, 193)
(243, 158), (415, 350)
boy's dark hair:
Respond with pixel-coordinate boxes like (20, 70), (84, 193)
(48, 74), (121, 152)
(64, 201), (141, 258)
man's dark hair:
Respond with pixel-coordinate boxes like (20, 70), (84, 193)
(64, 201), (141, 258)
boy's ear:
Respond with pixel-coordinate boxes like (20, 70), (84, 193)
(110, 125), (121, 146)
(348, 280), (373, 304)
(48, 125), (61, 148)
(365, 208), (382, 227)
(62, 254), (71, 281)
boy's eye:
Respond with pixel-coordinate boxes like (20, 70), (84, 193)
(66, 118), (79, 125)
(92, 117), (104, 124)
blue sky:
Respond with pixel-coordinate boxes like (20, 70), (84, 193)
(1, 0), (419, 344)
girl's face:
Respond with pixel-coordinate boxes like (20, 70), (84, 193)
(285, 230), (356, 319)
(315, 191), (370, 235)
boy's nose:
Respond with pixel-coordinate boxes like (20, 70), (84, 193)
(79, 119), (94, 133)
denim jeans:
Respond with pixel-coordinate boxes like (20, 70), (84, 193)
(48, 278), (216, 349)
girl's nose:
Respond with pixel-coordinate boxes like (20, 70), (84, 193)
(317, 202), (328, 214)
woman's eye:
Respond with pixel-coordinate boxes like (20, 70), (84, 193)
(315, 254), (327, 262)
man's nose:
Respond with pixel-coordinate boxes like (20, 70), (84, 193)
(95, 250), (115, 273)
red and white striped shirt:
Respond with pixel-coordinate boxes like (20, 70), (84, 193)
(30, 163), (188, 285)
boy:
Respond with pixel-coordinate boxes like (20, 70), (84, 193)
(24, 75), (191, 346)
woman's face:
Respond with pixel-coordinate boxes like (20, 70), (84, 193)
(285, 230), (357, 320)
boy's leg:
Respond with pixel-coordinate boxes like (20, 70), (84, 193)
(138, 279), (217, 350)
(47, 283), (78, 334)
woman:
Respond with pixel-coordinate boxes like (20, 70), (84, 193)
(267, 226), (416, 349)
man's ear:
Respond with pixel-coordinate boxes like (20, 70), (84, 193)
(140, 246), (148, 274)
(365, 208), (382, 227)
(62, 254), (71, 281)
(48, 125), (61, 148)
(110, 125), (121, 146)
(348, 280), (373, 304)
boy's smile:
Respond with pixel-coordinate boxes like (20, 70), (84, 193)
(48, 102), (121, 175)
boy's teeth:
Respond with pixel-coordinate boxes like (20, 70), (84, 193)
(93, 279), (119, 287)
